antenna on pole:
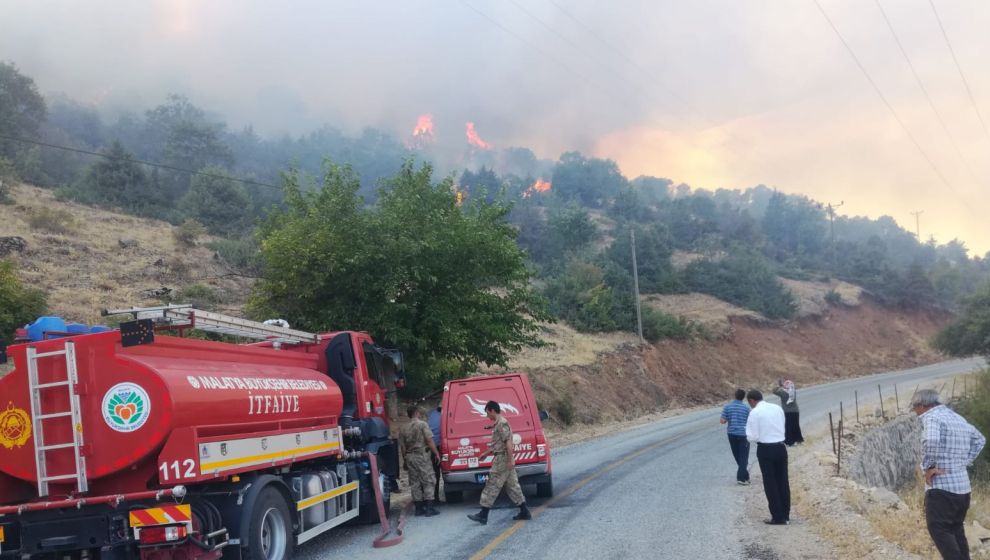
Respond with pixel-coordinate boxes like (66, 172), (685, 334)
(825, 201), (844, 271)
(910, 210), (924, 240)
(631, 228), (643, 342)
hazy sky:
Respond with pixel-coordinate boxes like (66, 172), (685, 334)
(2, 0), (988, 253)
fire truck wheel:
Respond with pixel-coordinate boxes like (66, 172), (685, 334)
(536, 476), (553, 498)
(444, 490), (463, 503)
(246, 487), (294, 560)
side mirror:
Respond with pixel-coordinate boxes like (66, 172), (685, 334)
(539, 410), (550, 422)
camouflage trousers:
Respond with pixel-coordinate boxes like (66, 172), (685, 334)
(480, 453), (524, 508)
(405, 451), (436, 501)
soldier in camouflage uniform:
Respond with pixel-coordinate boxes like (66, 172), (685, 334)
(400, 406), (441, 516)
(468, 401), (532, 525)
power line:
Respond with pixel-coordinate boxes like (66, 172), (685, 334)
(812, 0), (958, 196)
(546, 0), (707, 128)
(506, 0), (673, 116)
(927, 0), (990, 144)
(0, 133), (280, 190)
(873, 0), (978, 183)
(458, 0), (628, 107)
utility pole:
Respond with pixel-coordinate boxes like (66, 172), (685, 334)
(631, 229), (643, 342)
(825, 201), (844, 271)
(910, 210), (923, 240)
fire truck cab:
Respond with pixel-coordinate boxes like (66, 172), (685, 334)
(438, 373), (552, 502)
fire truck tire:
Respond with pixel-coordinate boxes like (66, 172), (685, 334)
(245, 487), (295, 560)
(536, 476), (553, 498)
(358, 472), (391, 524)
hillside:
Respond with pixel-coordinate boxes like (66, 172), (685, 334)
(1, 181), (951, 428)
(0, 183), (252, 323)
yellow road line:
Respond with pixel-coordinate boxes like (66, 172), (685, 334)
(468, 428), (701, 560)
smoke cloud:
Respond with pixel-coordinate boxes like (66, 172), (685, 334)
(1, 0), (989, 252)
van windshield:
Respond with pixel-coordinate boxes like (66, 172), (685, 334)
(448, 385), (531, 438)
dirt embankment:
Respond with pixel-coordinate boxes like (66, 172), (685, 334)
(525, 299), (949, 426)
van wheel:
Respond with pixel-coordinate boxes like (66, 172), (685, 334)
(444, 490), (463, 503)
(246, 487), (294, 560)
(536, 476), (553, 498)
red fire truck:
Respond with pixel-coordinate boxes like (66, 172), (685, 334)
(0, 305), (404, 560)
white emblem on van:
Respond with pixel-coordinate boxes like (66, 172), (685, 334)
(512, 433), (522, 445)
(460, 437), (470, 446)
(466, 395), (520, 417)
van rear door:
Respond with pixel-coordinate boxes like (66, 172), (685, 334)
(442, 375), (539, 477)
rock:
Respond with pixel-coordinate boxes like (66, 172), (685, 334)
(0, 236), (27, 257)
(118, 238), (139, 249)
(139, 287), (172, 298)
(971, 520), (990, 547)
(865, 487), (903, 511)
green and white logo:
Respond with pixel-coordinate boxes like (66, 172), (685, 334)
(102, 382), (150, 432)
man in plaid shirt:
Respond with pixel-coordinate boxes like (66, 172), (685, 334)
(912, 388), (986, 560)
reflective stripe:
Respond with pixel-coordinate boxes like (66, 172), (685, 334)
(200, 441), (339, 471)
(296, 481), (359, 511)
(129, 504), (192, 527)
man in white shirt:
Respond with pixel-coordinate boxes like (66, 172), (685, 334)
(745, 389), (790, 525)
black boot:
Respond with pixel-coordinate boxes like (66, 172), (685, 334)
(513, 503), (531, 520)
(467, 507), (489, 525)
(425, 500), (440, 517)
(414, 501), (425, 516)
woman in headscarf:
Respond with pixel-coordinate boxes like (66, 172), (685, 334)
(773, 379), (804, 446)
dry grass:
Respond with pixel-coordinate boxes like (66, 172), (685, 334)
(642, 292), (763, 335)
(488, 322), (640, 371)
(0, 183), (253, 323)
(779, 277), (863, 317)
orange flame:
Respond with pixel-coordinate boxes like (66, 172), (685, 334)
(412, 114), (435, 142)
(465, 122), (493, 150)
(522, 178), (552, 198)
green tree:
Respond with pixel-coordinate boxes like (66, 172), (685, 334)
(551, 151), (628, 208)
(250, 161), (550, 387)
(74, 141), (168, 216)
(179, 167), (252, 235)
(0, 62), (46, 177)
(0, 260), (46, 344)
(933, 282), (990, 359)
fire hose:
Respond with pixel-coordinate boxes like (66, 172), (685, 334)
(368, 452), (410, 548)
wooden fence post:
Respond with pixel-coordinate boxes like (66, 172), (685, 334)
(829, 412), (836, 455)
(878, 384), (885, 418)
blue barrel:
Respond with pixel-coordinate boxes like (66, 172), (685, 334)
(89, 325), (111, 334)
(26, 317), (67, 342)
(66, 323), (89, 334)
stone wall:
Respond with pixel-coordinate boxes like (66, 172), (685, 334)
(845, 414), (921, 491)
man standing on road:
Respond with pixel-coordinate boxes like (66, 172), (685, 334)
(721, 389), (751, 485)
(427, 405), (443, 500)
(745, 389), (790, 525)
(468, 401), (531, 525)
(772, 379), (803, 446)
(400, 406), (441, 517)
(911, 389), (986, 560)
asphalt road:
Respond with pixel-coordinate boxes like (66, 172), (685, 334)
(297, 357), (985, 560)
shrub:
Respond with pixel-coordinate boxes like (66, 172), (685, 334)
(27, 207), (75, 234)
(640, 307), (698, 342)
(681, 247), (797, 320)
(208, 237), (262, 276)
(173, 219), (207, 247)
(0, 259), (46, 344)
(553, 395), (576, 426)
(175, 283), (222, 310)
(825, 289), (842, 305)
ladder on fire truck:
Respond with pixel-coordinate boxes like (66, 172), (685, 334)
(102, 304), (320, 344)
(26, 340), (89, 496)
